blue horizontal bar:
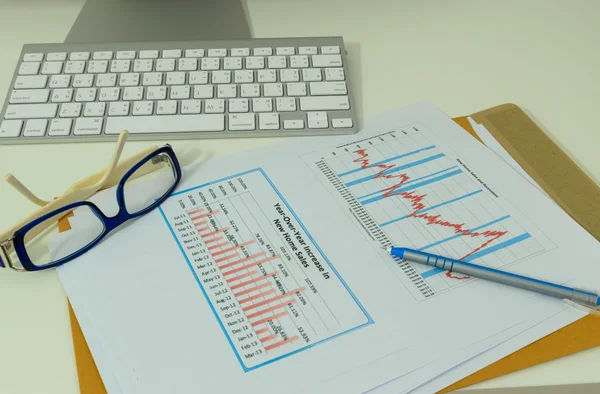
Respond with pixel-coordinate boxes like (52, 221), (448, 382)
(380, 189), (482, 227)
(338, 145), (437, 177)
(419, 215), (511, 251)
(345, 153), (445, 188)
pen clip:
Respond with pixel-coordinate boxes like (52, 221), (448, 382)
(562, 299), (600, 317)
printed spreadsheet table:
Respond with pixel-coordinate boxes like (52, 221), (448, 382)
(159, 169), (371, 371)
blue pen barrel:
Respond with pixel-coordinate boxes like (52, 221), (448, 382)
(398, 249), (599, 308)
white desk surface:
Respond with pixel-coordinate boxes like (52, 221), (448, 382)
(1, 0), (599, 393)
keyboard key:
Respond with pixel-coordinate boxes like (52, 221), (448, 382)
(276, 47), (294, 55)
(217, 84), (237, 98)
(18, 62), (41, 75)
(24, 53), (44, 62)
(4, 104), (58, 119)
(178, 58), (198, 71)
(134, 59), (153, 72)
(280, 69), (299, 82)
(201, 58), (220, 70)
(312, 54), (342, 67)
(87, 60), (108, 73)
(252, 98), (272, 112)
(223, 57), (242, 70)
(70, 52), (90, 60)
(276, 97), (296, 112)
(231, 48), (249, 56)
(228, 98), (249, 113)
(286, 82), (306, 96)
(185, 49), (205, 58)
(146, 86), (167, 100)
(60, 103), (82, 117)
(65, 61), (85, 74)
(41, 62), (64, 75)
(283, 119), (304, 130)
(156, 100), (177, 115)
(298, 46), (317, 55)
(162, 50), (181, 58)
(99, 87), (121, 101)
(234, 70), (253, 83)
(0, 120), (23, 137)
(9, 89), (50, 104)
(193, 85), (213, 99)
(111, 60), (131, 73)
(50, 75), (71, 88)
(72, 74), (94, 87)
(300, 96), (349, 111)
(245, 57), (264, 69)
(96, 74), (117, 87)
(325, 67), (345, 81)
(123, 87), (144, 101)
(309, 81), (347, 95)
(166, 72), (185, 85)
(229, 113), (255, 131)
(74, 117), (103, 135)
(212, 71), (231, 84)
(75, 88), (98, 102)
(321, 46), (340, 54)
(139, 50), (159, 59)
(93, 51), (113, 60)
(267, 56), (286, 69)
(180, 100), (201, 114)
(257, 69), (276, 83)
(143, 72), (163, 86)
(204, 99), (225, 113)
(47, 52), (67, 61)
(116, 51), (136, 60)
(263, 83), (283, 97)
(332, 118), (353, 128)
(105, 114), (225, 134)
(302, 68), (322, 82)
(132, 101), (154, 116)
(240, 84), (260, 98)
(290, 56), (309, 68)
(253, 48), (272, 56)
(189, 71), (208, 84)
(156, 59), (175, 72)
(170, 86), (190, 99)
(15, 75), (48, 89)
(51, 88), (74, 103)
(23, 119), (47, 137)
(84, 102), (106, 116)
(259, 113), (279, 130)
(307, 111), (328, 129)
(119, 73), (140, 87)
(208, 49), (227, 57)
(48, 119), (72, 136)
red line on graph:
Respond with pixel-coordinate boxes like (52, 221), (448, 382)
(242, 287), (305, 312)
(255, 327), (269, 335)
(233, 282), (272, 297)
(353, 149), (508, 260)
(201, 228), (230, 238)
(260, 334), (278, 343)
(207, 241), (230, 251)
(219, 252), (267, 270)
(445, 271), (471, 280)
(204, 236), (224, 245)
(191, 210), (220, 220)
(188, 208), (204, 215)
(196, 226), (209, 233)
(215, 253), (239, 264)
(250, 311), (288, 326)
(211, 240), (255, 257)
(238, 289), (276, 304)
(225, 270), (257, 283)
(223, 255), (280, 276)
(193, 221), (207, 227)
(247, 300), (296, 319)
(230, 272), (276, 291)
(264, 336), (299, 351)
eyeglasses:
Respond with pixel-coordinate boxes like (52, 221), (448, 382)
(0, 131), (182, 272)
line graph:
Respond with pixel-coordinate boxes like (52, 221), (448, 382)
(160, 169), (371, 371)
(304, 126), (554, 299)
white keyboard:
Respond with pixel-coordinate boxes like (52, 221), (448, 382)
(0, 37), (358, 144)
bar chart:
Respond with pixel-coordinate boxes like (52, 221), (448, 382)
(160, 169), (371, 371)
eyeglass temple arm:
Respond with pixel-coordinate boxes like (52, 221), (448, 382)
(4, 173), (52, 207)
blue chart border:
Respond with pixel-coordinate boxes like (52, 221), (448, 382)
(159, 168), (373, 372)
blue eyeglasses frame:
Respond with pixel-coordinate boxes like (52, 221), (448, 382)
(6, 145), (181, 272)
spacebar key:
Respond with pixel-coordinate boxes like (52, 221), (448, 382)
(105, 115), (225, 135)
